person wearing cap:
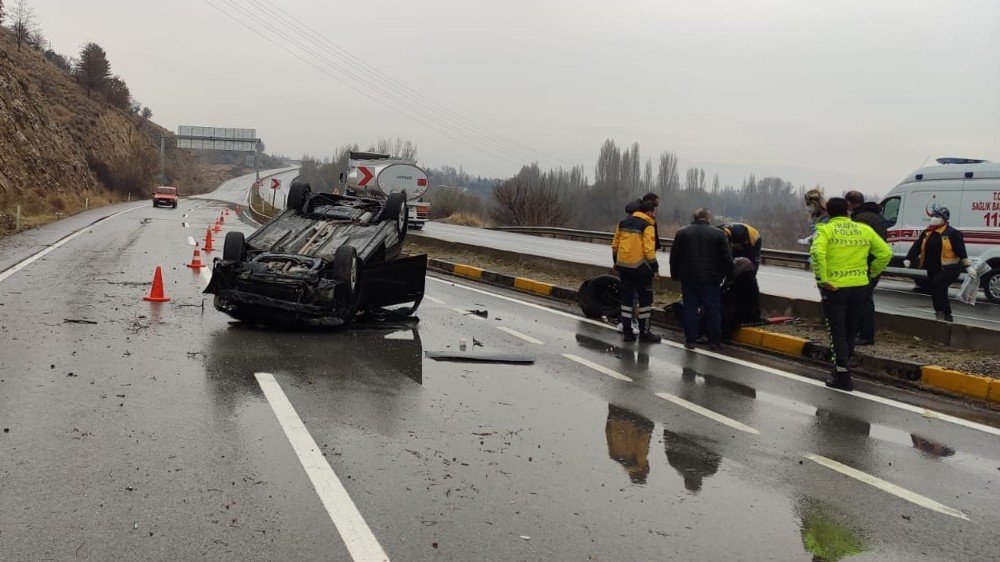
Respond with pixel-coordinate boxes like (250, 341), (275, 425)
(845, 190), (890, 345)
(612, 200), (661, 343)
(810, 198), (892, 391)
(904, 207), (975, 322)
(719, 223), (762, 271)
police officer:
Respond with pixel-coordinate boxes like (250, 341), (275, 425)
(612, 200), (661, 343)
(904, 207), (975, 322)
(719, 223), (762, 271)
(810, 197), (892, 391)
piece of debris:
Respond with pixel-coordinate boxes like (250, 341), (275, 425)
(473, 338), (484, 348)
(520, 535), (531, 541)
(424, 351), (535, 364)
(469, 309), (488, 318)
(64, 319), (98, 325)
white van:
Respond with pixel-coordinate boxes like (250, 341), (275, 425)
(879, 158), (1000, 303)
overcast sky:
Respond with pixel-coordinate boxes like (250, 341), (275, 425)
(30, 0), (1000, 195)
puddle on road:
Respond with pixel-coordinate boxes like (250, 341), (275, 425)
(605, 404), (654, 484)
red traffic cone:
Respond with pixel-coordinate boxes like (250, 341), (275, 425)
(203, 228), (215, 252)
(212, 219), (222, 233)
(186, 243), (205, 269)
(143, 266), (171, 302)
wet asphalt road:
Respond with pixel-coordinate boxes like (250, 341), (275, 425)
(2, 182), (1000, 560)
(414, 223), (1000, 331)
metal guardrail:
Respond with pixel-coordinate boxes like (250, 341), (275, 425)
(489, 226), (811, 268)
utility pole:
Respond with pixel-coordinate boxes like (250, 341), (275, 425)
(159, 135), (166, 185)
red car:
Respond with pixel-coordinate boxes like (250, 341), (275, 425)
(152, 186), (179, 208)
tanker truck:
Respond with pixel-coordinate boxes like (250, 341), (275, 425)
(341, 151), (431, 230)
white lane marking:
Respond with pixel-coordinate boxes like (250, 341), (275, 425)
(187, 236), (196, 246)
(451, 307), (486, 320)
(423, 295), (445, 305)
(182, 222), (190, 228)
(562, 353), (633, 382)
(0, 205), (146, 284)
(655, 392), (761, 435)
(806, 454), (970, 521)
(428, 277), (1000, 438)
(255, 373), (390, 561)
(497, 326), (545, 345)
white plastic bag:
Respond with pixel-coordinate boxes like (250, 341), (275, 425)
(957, 258), (988, 306)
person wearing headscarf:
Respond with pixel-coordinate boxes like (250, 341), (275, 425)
(904, 207), (975, 322)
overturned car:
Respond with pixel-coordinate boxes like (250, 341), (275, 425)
(205, 181), (426, 327)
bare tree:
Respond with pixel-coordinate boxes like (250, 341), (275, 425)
(656, 151), (680, 195)
(712, 173), (720, 194)
(369, 137), (417, 161)
(11, 0), (37, 52)
(490, 164), (577, 227)
(75, 42), (111, 96)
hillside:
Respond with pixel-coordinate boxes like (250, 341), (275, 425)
(0, 28), (217, 233)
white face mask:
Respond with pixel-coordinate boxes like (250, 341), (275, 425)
(929, 217), (944, 226)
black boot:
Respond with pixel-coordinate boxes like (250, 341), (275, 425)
(622, 318), (636, 342)
(824, 367), (854, 391)
(638, 318), (661, 344)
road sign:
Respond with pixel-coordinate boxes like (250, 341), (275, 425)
(271, 178), (280, 190)
(358, 167), (374, 187)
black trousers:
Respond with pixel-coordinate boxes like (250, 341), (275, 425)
(856, 276), (879, 342)
(619, 267), (654, 332)
(821, 285), (866, 369)
(928, 267), (960, 315)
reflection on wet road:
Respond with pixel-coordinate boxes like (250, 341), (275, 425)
(2, 187), (1000, 560)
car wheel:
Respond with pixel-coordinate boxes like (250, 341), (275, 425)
(287, 181), (312, 212)
(982, 269), (1000, 304)
(334, 245), (361, 312)
(223, 231), (245, 261)
(577, 275), (622, 320)
(173, 202), (178, 209)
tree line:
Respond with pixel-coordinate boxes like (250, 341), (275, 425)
(487, 139), (816, 250)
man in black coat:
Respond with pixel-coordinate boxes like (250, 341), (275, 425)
(670, 208), (734, 350)
(845, 191), (888, 344)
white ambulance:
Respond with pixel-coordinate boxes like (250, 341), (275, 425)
(880, 158), (1000, 303)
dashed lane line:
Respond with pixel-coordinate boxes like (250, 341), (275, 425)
(497, 326), (545, 345)
(806, 454), (970, 521)
(255, 373), (391, 561)
(562, 354), (633, 382)
(186, 236), (196, 246)
(0, 204), (147, 284)
(427, 276), (1000, 438)
(655, 392), (761, 435)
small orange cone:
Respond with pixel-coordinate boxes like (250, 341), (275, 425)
(212, 219), (222, 233)
(143, 266), (171, 302)
(203, 228), (215, 252)
(219, 213), (225, 224)
(186, 243), (205, 269)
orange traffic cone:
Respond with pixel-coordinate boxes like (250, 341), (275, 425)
(203, 228), (215, 252)
(186, 243), (205, 269)
(219, 213), (225, 224)
(143, 266), (171, 302)
(212, 219), (222, 233)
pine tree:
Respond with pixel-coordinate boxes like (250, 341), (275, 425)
(76, 43), (111, 96)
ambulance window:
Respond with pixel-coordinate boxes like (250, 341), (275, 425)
(881, 197), (900, 226)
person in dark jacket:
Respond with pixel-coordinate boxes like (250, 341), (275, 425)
(904, 207), (975, 322)
(846, 191), (889, 345)
(670, 208), (733, 350)
(719, 223), (762, 271)
(612, 201), (661, 343)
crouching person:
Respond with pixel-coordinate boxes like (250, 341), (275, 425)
(810, 198), (892, 391)
(611, 201), (661, 343)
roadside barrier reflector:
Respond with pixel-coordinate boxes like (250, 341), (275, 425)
(143, 266), (171, 302)
(186, 243), (206, 269)
(203, 228), (215, 252)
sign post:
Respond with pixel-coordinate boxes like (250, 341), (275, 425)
(271, 178), (280, 208)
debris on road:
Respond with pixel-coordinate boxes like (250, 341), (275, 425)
(424, 351), (535, 364)
(63, 318), (98, 325)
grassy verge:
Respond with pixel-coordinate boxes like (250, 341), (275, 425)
(0, 190), (125, 236)
(249, 186), (280, 219)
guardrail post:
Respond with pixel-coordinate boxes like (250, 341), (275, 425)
(15, 204), (21, 231)
(84, 197), (89, 211)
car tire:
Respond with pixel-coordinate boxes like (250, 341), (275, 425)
(173, 202), (178, 209)
(223, 231), (245, 261)
(334, 245), (362, 313)
(287, 181), (312, 212)
(577, 275), (622, 320)
(376, 192), (408, 240)
(982, 269), (1000, 304)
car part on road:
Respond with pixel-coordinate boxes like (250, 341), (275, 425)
(424, 351), (535, 364)
(577, 275), (622, 320)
